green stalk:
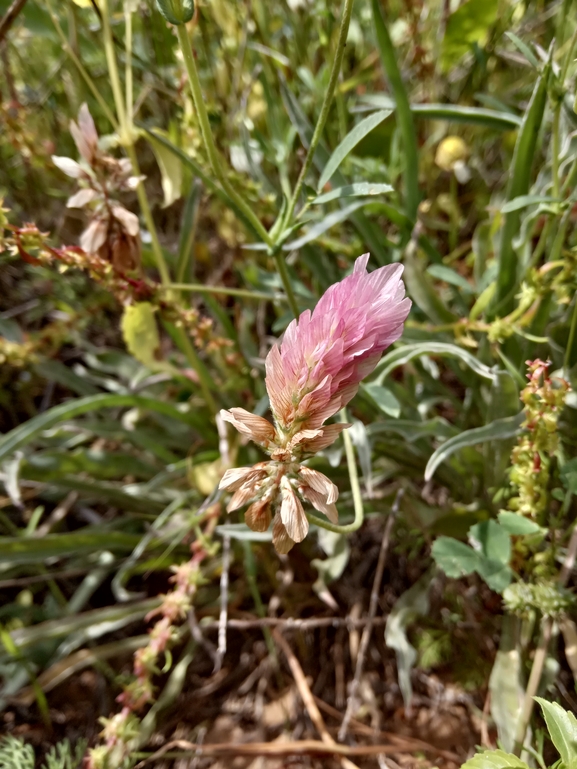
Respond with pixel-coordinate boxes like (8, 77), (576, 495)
(565, 295), (577, 372)
(175, 22), (300, 318)
(175, 24), (270, 248)
(165, 283), (283, 302)
(174, 328), (218, 414)
(45, 0), (118, 130)
(125, 1), (133, 122)
(282, 0), (355, 229)
(100, 0), (171, 287)
(305, 409), (365, 534)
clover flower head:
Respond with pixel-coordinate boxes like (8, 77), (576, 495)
(219, 253), (411, 553)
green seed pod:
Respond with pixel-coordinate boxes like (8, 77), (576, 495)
(156, 0), (194, 25)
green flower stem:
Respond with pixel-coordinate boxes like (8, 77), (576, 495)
(125, 1), (134, 122)
(282, 0), (355, 230)
(175, 23), (300, 318)
(45, 0), (119, 130)
(305, 409), (365, 534)
(565, 294), (577, 372)
(100, 0), (171, 287)
(271, 250), (299, 317)
(101, 0), (127, 131)
(126, 144), (172, 286)
(163, 283), (284, 302)
(175, 24), (268, 246)
(174, 328), (218, 414)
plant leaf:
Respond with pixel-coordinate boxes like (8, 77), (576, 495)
(0, 394), (197, 463)
(317, 110), (393, 191)
(425, 413), (524, 482)
(121, 302), (161, 369)
(535, 697), (577, 765)
(492, 50), (552, 315)
(385, 571), (433, 707)
(373, 342), (497, 385)
(312, 182), (394, 205)
(372, 0), (419, 221)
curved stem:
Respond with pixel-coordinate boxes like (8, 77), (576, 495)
(306, 409), (364, 534)
(282, 0), (355, 229)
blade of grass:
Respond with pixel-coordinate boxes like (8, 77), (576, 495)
(0, 394), (198, 462)
(372, 0), (419, 222)
(492, 48), (552, 316)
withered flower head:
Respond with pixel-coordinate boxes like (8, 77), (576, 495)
(52, 103), (143, 272)
(219, 254), (411, 553)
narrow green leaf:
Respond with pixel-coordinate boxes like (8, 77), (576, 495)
(0, 394), (196, 463)
(426, 264), (475, 294)
(535, 697), (577, 765)
(317, 110), (393, 191)
(424, 412), (524, 481)
(357, 96), (522, 129)
(489, 616), (525, 752)
(362, 383), (401, 418)
(373, 342), (497, 385)
(385, 571), (433, 707)
(216, 523), (272, 542)
(138, 126), (262, 241)
(372, 0), (419, 221)
(283, 200), (368, 249)
(404, 252), (458, 324)
(0, 531), (151, 566)
(505, 32), (540, 68)
(146, 128), (183, 207)
(176, 179), (202, 284)
(501, 194), (556, 213)
(312, 182), (394, 205)
(493, 50), (552, 315)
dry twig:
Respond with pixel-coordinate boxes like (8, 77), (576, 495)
(272, 628), (361, 769)
(0, 0), (28, 45)
(134, 738), (417, 766)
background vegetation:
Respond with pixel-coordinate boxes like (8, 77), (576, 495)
(1, 0), (577, 767)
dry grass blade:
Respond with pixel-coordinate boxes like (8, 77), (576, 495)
(272, 627), (361, 769)
(134, 738), (423, 765)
